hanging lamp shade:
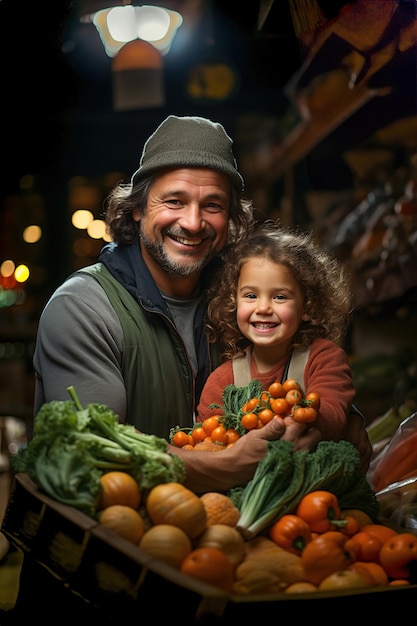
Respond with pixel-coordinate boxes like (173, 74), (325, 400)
(79, 3), (183, 57)
(77, 0), (185, 25)
(111, 39), (165, 110)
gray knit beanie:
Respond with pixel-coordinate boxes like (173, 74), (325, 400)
(131, 115), (244, 192)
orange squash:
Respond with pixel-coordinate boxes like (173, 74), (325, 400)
(145, 482), (207, 539)
(99, 471), (141, 510)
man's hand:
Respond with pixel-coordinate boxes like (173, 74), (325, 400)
(278, 415), (321, 451)
(177, 416), (286, 493)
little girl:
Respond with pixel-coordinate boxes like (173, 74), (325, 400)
(197, 220), (363, 453)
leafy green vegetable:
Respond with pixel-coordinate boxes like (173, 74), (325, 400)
(235, 440), (296, 538)
(209, 379), (264, 435)
(232, 439), (379, 539)
(12, 387), (186, 517)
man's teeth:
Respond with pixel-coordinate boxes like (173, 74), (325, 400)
(174, 236), (202, 246)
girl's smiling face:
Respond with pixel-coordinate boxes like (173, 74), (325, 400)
(236, 257), (309, 358)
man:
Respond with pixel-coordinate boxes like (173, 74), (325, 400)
(33, 115), (370, 492)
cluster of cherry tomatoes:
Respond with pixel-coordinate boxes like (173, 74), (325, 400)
(170, 378), (320, 450)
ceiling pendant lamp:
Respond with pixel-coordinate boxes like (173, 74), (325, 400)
(77, 1), (183, 110)
(77, 1), (183, 57)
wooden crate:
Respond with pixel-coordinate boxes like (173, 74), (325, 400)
(2, 473), (416, 622)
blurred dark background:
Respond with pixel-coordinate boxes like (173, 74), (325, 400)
(0, 0), (417, 424)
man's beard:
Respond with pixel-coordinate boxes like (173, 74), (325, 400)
(140, 230), (213, 277)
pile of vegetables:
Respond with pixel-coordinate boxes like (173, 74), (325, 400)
(94, 476), (417, 594)
(9, 379), (416, 599)
(229, 439), (379, 539)
(11, 387), (185, 517)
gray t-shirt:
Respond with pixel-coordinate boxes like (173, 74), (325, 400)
(162, 293), (201, 377)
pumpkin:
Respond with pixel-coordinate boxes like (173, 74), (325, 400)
(145, 482), (207, 539)
(139, 524), (192, 568)
(197, 524), (245, 567)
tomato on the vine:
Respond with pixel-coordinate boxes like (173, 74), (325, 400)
(305, 392), (320, 410)
(242, 397), (260, 412)
(268, 381), (284, 399)
(282, 379), (301, 394)
(210, 425), (228, 445)
(225, 428), (240, 445)
(202, 416), (222, 436)
(258, 408), (274, 425)
(241, 412), (259, 430)
(172, 431), (193, 448)
(260, 391), (270, 404)
(285, 389), (303, 406)
(270, 397), (290, 415)
(192, 426), (207, 444)
(292, 406), (317, 423)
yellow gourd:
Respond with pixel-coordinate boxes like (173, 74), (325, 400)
(139, 524), (192, 568)
(197, 524), (245, 567)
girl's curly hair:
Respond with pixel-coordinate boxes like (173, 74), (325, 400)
(103, 172), (255, 245)
(205, 220), (353, 361)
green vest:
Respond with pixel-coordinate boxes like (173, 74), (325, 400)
(79, 263), (194, 438)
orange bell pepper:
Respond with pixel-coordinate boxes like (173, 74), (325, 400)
(301, 530), (355, 586)
(345, 531), (383, 562)
(295, 490), (347, 533)
(268, 514), (312, 555)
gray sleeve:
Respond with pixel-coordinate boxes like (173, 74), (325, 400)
(33, 273), (127, 420)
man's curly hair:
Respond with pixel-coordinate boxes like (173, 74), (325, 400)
(205, 220), (353, 361)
